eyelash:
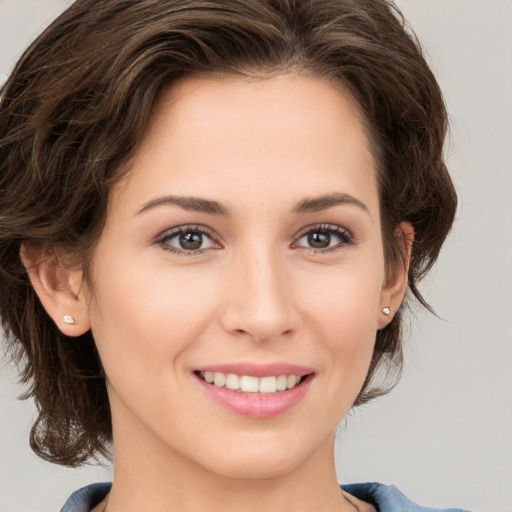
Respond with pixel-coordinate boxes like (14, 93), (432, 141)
(155, 223), (354, 256)
(292, 223), (354, 253)
(156, 225), (220, 256)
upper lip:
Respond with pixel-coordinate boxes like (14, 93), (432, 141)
(195, 362), (314, 378)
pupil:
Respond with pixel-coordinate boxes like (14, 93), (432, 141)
(179, 231), (202, 250)
(308, 231), (330, 248)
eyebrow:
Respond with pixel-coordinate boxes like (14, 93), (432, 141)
(293, 193), (370, 214)
(136, 195), (229, 216)
(136, 192), (369, 217)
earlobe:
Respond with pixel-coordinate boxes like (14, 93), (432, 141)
(20, 241), (91, 337)
(377, 222), (414, 329)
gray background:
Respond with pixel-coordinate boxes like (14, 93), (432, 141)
(1, 1), (511, 511)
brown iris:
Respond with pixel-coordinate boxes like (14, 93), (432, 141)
(307, 231), (331, 249)
(179, 231), (203, 250)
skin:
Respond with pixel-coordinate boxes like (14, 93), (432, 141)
(25, 74), (412, 512)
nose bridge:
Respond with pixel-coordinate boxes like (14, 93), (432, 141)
(220, 240), (298, 342)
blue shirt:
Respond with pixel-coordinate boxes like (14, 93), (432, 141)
(60, 482), (472, 511)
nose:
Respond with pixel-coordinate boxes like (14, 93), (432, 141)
(219, 244), (300, 343)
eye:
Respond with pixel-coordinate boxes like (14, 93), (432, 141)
(157, 226), (219, 255)
(293, 224), (353, 252)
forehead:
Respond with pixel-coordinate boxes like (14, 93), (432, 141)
(113, 73), (379, 218)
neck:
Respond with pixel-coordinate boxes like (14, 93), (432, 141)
(105, 417), (354, 512)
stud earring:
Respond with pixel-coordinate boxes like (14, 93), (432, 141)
(63, 315), (76, 325)
(381, 307), (391, 316)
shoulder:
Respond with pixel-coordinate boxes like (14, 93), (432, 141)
(62, 481), (472, 512)
(60, 482), (112, 512)
(341, 482), (472, 512)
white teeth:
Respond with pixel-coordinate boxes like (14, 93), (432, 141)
(213, 372), (225, 387)
(286, 374), (298, 389)
(259, 376), (277, 393)
(276, 375), (287, 391)
(225, 373), (240, 390)
(199, 371), (304, 394)
(240, 375), (259, 393)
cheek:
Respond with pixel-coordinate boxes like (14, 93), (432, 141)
(86, 252), (219, 381)
(300, 257), (383, 325)
(296, 260), (383, 370)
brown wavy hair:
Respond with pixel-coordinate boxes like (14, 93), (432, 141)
(0, 0), (457, 466)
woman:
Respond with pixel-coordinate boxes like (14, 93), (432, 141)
(0, 0), (467, 510)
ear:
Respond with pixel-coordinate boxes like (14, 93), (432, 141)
(20, 241), (91, 337)
(377, 222), (414, 329)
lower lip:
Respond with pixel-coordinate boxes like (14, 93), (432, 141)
(196, 374), (313, 419)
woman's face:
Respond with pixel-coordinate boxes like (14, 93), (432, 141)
(83, 74), (402, 479)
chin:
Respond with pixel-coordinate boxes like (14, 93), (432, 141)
(205, 453), (304, 481)
(193, 431), (329, 482)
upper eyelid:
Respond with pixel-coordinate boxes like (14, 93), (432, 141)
(156, 224), (218, 241)
(155, 223), (349, 237)
(293, 223), (352, 240)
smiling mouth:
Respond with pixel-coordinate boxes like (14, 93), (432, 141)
(195, 371), (307, 394)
